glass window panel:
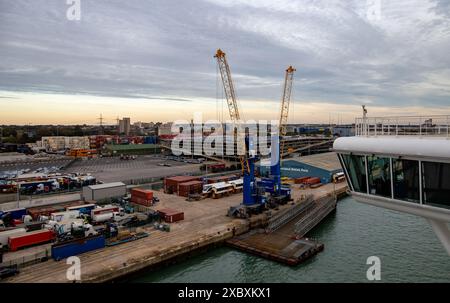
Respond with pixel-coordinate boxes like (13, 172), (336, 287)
(422, 162), (450, 209)
(367, 156), (391, 197)
(393, 159), (419, 203)
(341, 154), (367, 193)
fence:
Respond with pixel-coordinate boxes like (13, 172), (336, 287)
(355, 115), (450, 137)
(1, 248), (51, 268)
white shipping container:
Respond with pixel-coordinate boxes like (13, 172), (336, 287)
(0, 228), (27, 248)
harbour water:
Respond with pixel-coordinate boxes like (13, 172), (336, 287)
(132, 197), (450, 283)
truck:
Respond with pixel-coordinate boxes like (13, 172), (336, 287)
(45, 219), (85, 235)
(50, 210), (80, 223)
(0, 228), (27, 249)
(66, 203), (96, 215)
(8, 229), (55, 251)
(91, 212), (122, 224)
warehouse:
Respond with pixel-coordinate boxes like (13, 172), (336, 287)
(103, 144), (162, 156)
(82, 182), (126, 201)
(258, 152), (342, 184)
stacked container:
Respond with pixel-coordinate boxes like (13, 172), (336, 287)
(164, 176), (201, 195)
(178, 181), (203, 197)
(131, 188), (154, 206)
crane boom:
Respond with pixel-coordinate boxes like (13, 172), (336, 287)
(214, 49), (241, 122)
(214, 49), (249, 174)
(279, 66), (296, 157)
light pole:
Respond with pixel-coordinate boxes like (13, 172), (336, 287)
(16, 179), (20, 208)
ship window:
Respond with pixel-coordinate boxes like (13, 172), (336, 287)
(422, 162), (450, 209)
(393, 159), (419, 203)
(341, 154), (367, 193)
(367, 156), (391, 198)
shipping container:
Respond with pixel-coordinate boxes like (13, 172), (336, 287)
(27, 206), (64, 220)
(82, 182), (126, 201)
(4, 208), (27, 220)
(157, 208), (184, 223)
(91, 205), (120, 216)
(178, 181), (203, 197)
(164, 176), (201, 194)
(131, 188), (153, 200)
(130, 196), (152, 207)
(8, 229), (55, 251)
(51, 235), (105, 261)
(66, 203), (96, 215)
(294, 177), (311, 184)
(305, 177), (321, 185)
(0, 228), (27, 249)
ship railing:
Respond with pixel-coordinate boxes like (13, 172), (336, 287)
(355, 115), (450, 137)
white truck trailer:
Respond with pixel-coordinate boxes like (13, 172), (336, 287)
(0, 228), (27, 249)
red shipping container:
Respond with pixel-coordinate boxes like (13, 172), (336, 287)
(8, 229), (55, 251)
(305, 177), (321, 185)
(178, 181), (203, 197)
(27, 205), (64, 220)
(157, 208), (184, 223)
(294, 177), (310, 184)
(164, 176), (201, 194)
(131, 196), (152, 207)
(131, 188), (153, 200)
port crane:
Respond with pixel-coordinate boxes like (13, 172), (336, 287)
(267, 66), (296, 200)
(214, 49), (295, 217)
(214, 49), (266, 216)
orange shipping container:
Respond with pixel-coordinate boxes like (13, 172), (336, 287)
(131, 188), (153, 200)
(305, 177), (321, 185)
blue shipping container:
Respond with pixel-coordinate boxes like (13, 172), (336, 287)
(51, 235), (105, 261)
(144, 136), (157, 144)
(7, 208), (27, 220)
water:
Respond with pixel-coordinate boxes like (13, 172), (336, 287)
(132, 197), (450, 283)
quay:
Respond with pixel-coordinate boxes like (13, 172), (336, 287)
(3, 182), (347, 283)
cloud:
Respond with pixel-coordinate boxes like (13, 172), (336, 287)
(0, 0), (449, 123)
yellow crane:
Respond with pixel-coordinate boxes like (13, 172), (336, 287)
(279, 66), (296, 159)
(214, 49), (250, 174)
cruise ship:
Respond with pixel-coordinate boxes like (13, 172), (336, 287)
(333, 113), (450, 255)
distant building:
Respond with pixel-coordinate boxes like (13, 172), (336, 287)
(158, 122), (174, 137)
(333, 125), (355, 137)
(118, 117), (131, 136)
(258, 152), (343, 184)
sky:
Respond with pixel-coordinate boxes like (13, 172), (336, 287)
(0, 0), (449, 125)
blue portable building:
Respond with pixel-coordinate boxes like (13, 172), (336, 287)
(258, 152), (342, 184)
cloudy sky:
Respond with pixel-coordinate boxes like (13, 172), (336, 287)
(0, 0), (449, 124)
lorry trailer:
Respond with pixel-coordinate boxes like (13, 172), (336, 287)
(8, 229), (55, 251)
(51, 234), (105, 261)
(0, 228), (27, 249)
